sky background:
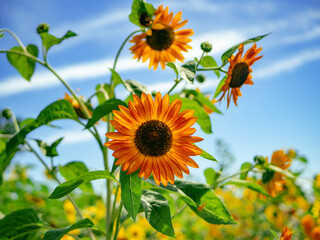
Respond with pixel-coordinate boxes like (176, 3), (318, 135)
(1, 0), (320, 190)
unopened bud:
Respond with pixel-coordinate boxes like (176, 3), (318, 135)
(37, 23), (50, 34)
(254, 155), (266, 165)
(2, 109), (12, 120)
(196, 74), (206, 83)
(201, 41), (212, 53)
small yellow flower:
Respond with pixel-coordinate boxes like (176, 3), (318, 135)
(63, 199), (76, 224)
(301, 215), (314, 238)
(265, 205), (285, 229)
(127, 223), (146, 240)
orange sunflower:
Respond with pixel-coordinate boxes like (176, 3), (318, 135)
(218, 43), (263, 108)
(279, 226), (294, 240)
(258, 150), (292, 197)
(105, 92), (203, 186)
(129, 5), (194, 70)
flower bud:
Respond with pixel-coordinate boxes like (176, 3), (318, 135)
(2, 108), (12, 119)
(196, 74), (206, 83)
(254, 155), (266, 165)
(201, 41), (212, 53)
(37, 23), (50, 34)
(139, 12), (152, 27)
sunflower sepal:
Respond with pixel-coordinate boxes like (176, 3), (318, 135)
(221, 33), (270, 64)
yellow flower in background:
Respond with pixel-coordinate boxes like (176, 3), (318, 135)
(105, 92), (202, 186)
(312, 199), (320, 222)
(301, 215), (315, 238)
(130, 5), (193, 70)
(25, 194), (45, 208)
(127, 223), (146, 240)
(218, 43), (262, 108)
(259, 150), (292, 197)
(195, 87), (217, 114)
(61, 229), (80, 240)
(117, 227), (128, 240)
(279, 226), (294, 240)
(265, 205), (285, 229)
(315, 174), (320, 188)
(311, 226), (320, 240)
(83, 200), (105, 225)
(63, 199), (76, 224)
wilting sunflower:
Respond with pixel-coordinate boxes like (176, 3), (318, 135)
(218, 43), (262, 108)
(129, 5), (194, 70)
(279, 226), (294, 240)
(258, 150), (292, 197)
(105, 92), (202, 186)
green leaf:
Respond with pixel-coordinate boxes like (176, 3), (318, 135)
(110, 69), (124, 88)
(223, 179), (270, 197)
(141, 190), (175, 237)
(7, 44), (38, 81)
(199, 56), (220, 78)
(0, 208), (42, 240)
(40, 31), (77, 52)
(42, 218), (93, 240)
(204, 168), (219, 185)
(20, 118), (35, 128)
(86, 98), (127, 129)
(200, 149), (218, 162)
(170, 95), (212, 134)
(129, 0), (156, 27)
(95, 83), (111, 104)
(59, 161), (94, 193)
(35, 137), (63, 157)
(120, 170), (142, 221)
(167, 61), (196, 84)
(175, 180), (236, 225)
(49, 170), (118, 199)
(124, 80), (150, 97)
(183, 89), (221, 114)
(266, 165), (295, 179)
(240, 162), (252, 180)
(213, 76), (227, 99)
(221, 33), (270, 63)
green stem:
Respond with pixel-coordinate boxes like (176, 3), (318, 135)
(195, 52), (205, 69)
(0, 50), (45, 65)
(112, 203), (123, 240)
(0, 29), (27, 52)
(216, 165), (256, 185)
(167, 78), (182, 95)
(105, 114), (112, 239)
(0, 134), (14, 138)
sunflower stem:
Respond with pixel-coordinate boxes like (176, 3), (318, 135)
(0, 29), (28, 53)
(112, 202), (123, 240)
(167, 78), (182, 95)
(215, 164), (257, 185)
(195, 52), (205, 69)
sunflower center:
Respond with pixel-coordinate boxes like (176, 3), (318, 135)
(146, 27), (175, 51)
(229, 62), (249, 88)
(134, 120), (172, 156)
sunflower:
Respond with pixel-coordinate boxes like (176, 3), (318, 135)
(279, 226), (294, 240)
(258, 150), (292, 197)
(129, 5), (194, 70)
(218, 43), (263, 108)
(64, 93), (92, 119)
(105, 92), (202, 186)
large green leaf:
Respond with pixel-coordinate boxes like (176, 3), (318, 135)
(0, 208), (42, 240)
(124, 80), (150, 97)
(240, 162), (252, 180)
(7, 45), (38, 81)
(141, 190), (175, 237)
(95, 83), (111, 104)
(110, 69), (124, 88)
(129, 0), (156, 27)
(199, 55), (220, 78)
(86, 98), (127, 129)
(167, 61), (196, 84)
(120, 170), (142, 221)
(42, 218), (93, 240)
(221, 33), (270, 63)
(49, 170), (118, 199)
(59, 161), (94, 193)
(175, 180), (236, 224)
(223, 179), (270, 197)
(40, 31), (77, 52)
(170, 94), (212, 134)
(183, 89), (221, 114)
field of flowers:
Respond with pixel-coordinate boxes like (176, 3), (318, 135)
(1, 1), (320, 239)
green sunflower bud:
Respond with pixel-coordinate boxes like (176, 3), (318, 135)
(2, 108), (12, 120)
(196, 74), (206, 83)
(201, 41), (212, 53)
(254, 155), (267, 165)
(37, 23), (50, 34)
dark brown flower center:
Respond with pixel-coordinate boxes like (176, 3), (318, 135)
(139, 12), (152, 27)
(146, 27), (175, 51)
(134, 120), (172, 156)
(229, 62), (249, 88)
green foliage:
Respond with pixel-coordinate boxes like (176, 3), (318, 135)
(223, 179), (270, 197)
(200, 149), (218, 163)
(59, 161), (94, 193)
(7, 45), (38, 81)
(120, 170), (142, 221)
(266, 164), (295, 179)
(204, 168), (220, 185)
(39, 31), (77, 52)
(86, 98), (127, 128)
(141, 190), (175, 237)
(124, 80), (150, 97)
(110, 69), (124, 88)
(0, 208), (42, 240)
(199, 55), (220, 78)
(49, 170), (118, 199)
(167, 60), (196, 84)
(35, 137), (63, 157)
(221, 33), (270, 63)
(213, 75), (227, 99)
(129, 0), (156, 27)
(95, 83), (111, 104)
(42, 218), (93, 240)
(240, 162), (252, 180)
(170, 94), (212, 134)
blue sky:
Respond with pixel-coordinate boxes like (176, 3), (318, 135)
(1, 0), (320, 186)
